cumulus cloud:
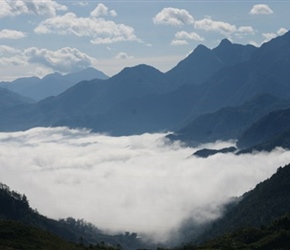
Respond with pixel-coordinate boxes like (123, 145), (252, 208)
(277, 27), (288, 36)
(249, 4), (274, 15)
(115, 52), (134, 60)
(171, 31), (204, 46)
(73, 1), (89, 7)
(238, 26), (255, 34)
(0, 0), (67, 18)
(194, 18), (237, 35)
(1, 127), (290, 242)
(175, 31), (204, 41)
(153, 7), (194, 26)
(171, 40), (188, 46)
(24, 47), (98, 73)
(90, 3), (117, 17)
(0, 45), (26, 66)
(262, 32), (277, 42)
(0, 29), (26, 39)
(35, 11), (140, 45)
(0, 45), (97, 74)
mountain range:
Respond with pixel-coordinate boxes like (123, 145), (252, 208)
(2, 31), (290, 248)
(1, 31), (290, 151)
(0, 67), (108, 101)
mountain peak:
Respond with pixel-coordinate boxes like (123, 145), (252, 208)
(118, 64), (162, 77)
(219, 38), (232, 47)
(194, 44), (210, 53)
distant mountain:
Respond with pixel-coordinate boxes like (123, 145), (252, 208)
(196, 163), (290, 243)
(168, 94), (290, 146)
(0, 67), (109, 101)
(237, 108), (290, 150)
(0, 65), (161, 132)
(192, 147), (237, 158)
(1, 31), (290, 136)
(0, 87), (34, 109)
(187, 30), (290, 117)
(165, 39), (257, 88)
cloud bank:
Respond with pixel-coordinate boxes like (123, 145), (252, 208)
(1, 127), (290, 242)
(0, 46), (98, 74)
(0, 0), (67, 18)
(0, 29), (26, 39)
(34, 3), (140, 45)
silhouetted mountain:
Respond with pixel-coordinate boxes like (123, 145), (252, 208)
(0, 64), (201, 134)
(197, 163), (290, 243)
(168, 94), (290, 146)
(237, 108), (290, 149)
(0, 220), (107, 250)
(172, 214), (290, 250)
(0, 87), (34, 109)
(165, 39), (257, 88)
(0, 67), (108, 101)
(1, 31), (290, 136)
(0, 182), (149, 250)
(55, 83), (201, 135)
(187, 30), (290, 117)
(192, 147), (237, 158)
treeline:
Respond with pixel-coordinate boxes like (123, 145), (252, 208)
(0, 182), (147, 250)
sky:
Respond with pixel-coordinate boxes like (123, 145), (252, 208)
(1, 127), (290, 243)
(0, 0), (290, 81)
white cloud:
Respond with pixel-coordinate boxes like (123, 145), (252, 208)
(194, 18), (237, 35)
(0, 29), (26, 39)
(249, 4), (274, 15)
(90, 3), (117, 17)
(0, 45), (22, 55)
(277, 27), (288, 36)
(153, 7), (194, 26)
(0, 0), (67, 18)
(73, 1), (89, 7)
(110, 10), (117, 17)
(24, 47), (98, 73)
(171, 31), (204, 46)
(1, 127), (290, 242)
(34, 12), (141, 45)
(238, 26), (255, 34)
(171, 40), (188, 46)
(175, 31), (204, 41)
(115, 52), (134, 60)
(0, 46), (97, 74)
(262, 32), (277, 42)
(0, 45), (26, 66)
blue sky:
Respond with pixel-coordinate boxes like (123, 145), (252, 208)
(0, 0), (289, 81)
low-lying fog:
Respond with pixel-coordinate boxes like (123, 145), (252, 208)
(1, 127), (290, 242)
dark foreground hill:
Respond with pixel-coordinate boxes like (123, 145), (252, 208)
(0, 220), (117, 250)
(170, 214), (290, 250)
(197, 163), (290, 243)
(164, 163), (290, 249)
(0, 183), (148, 250)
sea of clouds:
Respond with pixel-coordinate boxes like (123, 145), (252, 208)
(1, 127), (290, 242)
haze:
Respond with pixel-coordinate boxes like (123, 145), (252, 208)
(1, 127), (290, 242)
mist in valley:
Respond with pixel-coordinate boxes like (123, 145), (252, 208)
(1, 127), (289, 243)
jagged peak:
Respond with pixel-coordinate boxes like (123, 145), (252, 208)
(194, 44), (211, 52)
(219, 38), (232, 47)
